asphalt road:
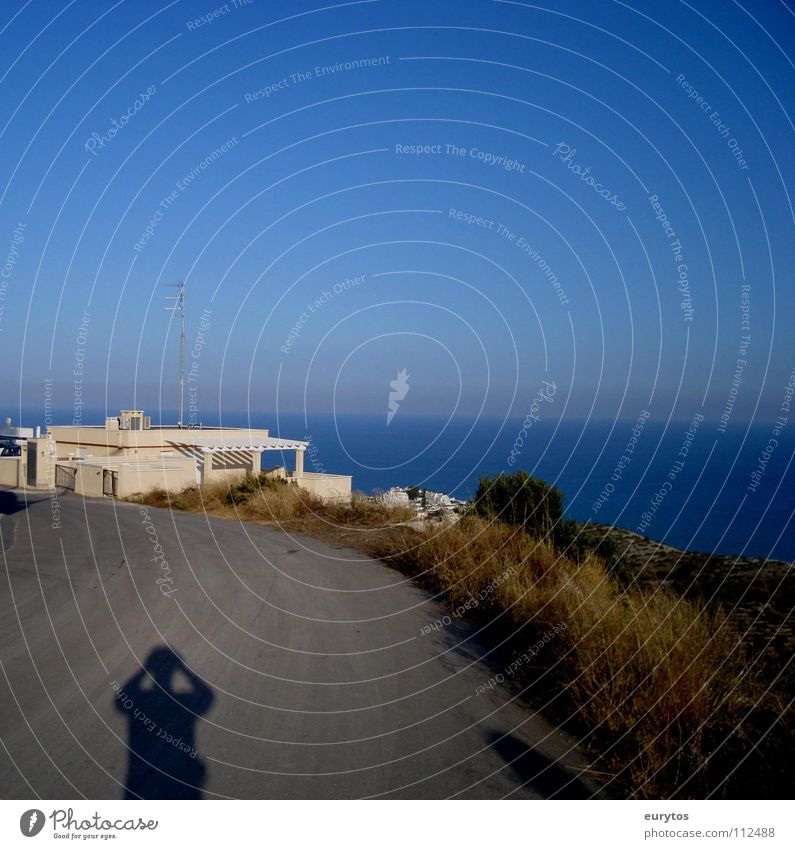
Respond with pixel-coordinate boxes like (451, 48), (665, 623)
(0, 488), (600, 799)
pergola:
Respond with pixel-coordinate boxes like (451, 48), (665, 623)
(189, 436), (309, 479)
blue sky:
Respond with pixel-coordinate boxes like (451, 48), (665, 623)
(0, 0), (792, 427)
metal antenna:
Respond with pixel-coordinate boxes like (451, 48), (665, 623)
(163, 281), (186, 426)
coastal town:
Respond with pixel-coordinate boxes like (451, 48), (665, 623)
(376, 485), (468, 519)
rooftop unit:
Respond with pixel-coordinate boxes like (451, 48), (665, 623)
(118, 410), (151, 431)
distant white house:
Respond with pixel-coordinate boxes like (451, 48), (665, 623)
(378, 486), (411, 506)
(377, 485), (466, 516)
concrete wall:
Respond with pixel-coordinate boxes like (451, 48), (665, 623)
(0, 456), (24, 487)
(67, 457), (198, 499)
(262, 467), (352, 502)
(49, 425), (270, 460)
(117, 464), (197, 498)
(48, 426), (118, 458)
(294, 472), (352, 502)
(202, 451), (258, 485)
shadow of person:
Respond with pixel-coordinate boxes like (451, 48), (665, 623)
(487, 731), (600, 799)
(114, 647), (213, 799)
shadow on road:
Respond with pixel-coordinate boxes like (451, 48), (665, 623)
(114, 647), (214, 799)
(488, 731), (597, 799)
(0, 489), (38, 516)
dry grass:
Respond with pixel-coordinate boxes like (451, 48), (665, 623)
(371, 517), (781, 798)
(130, 479), (786, 798)
(136, 478), (415, 537)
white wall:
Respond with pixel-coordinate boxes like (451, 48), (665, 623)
(296, 473), (352, 502)
(0, 456), (24, 487)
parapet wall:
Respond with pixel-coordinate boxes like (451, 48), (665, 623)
(294, 472), (352, 502)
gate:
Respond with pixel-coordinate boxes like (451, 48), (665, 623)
(55, 464), (76, 491)
(102, 469), (118, 497)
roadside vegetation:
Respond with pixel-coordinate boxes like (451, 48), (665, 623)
(130, 470), (789, 799)
(136, 474), (415, 539)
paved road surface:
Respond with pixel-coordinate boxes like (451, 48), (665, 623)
(0, 489), (600, 799)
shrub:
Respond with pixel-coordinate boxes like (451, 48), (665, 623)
(556, 519), (624, 572)
(474, 471), (564, 540)
(474, 472), (625, 571)
(224, 472), (287, 505)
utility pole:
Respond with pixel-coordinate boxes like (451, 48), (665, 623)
(164, 281), (185, 426)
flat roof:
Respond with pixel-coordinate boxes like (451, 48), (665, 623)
(48, 424), (264, 431)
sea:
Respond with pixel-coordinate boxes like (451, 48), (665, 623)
(17, 408), (795, 562)
(242, 411), (794, 562)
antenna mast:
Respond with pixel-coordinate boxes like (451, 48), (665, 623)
(164, 281), (186, 426)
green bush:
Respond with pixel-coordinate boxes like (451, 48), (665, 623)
(474, 471), (624, 572)
(556, 519), (623, 571)
(473, 471), (564, 539)
(225, 472), (286, 505)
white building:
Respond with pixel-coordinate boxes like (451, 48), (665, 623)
(0, 409), (352, 501)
